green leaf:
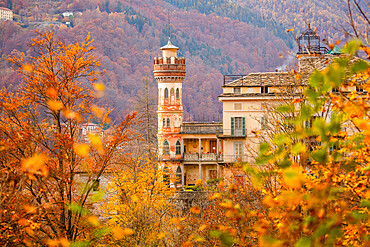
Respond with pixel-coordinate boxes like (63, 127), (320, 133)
(291, 142), (306, 155)
(210, 230), (222, 238)
(359, 199), (370, 208)
(351, 59), (370, 74)
(277, 157), (292, 168)
(259, 142), (270, 155)
(68, 202), (89, 216)
(305, 88), (319, 103)
(274, 134), (291, 146)
(325, 63), (345, 87)
(91, 190), (104, 202)
(93, 228), (111, 238)
(296, 238), (311, 247)
(277, 104), (293, 113)
(219, 233), (236, 246)
(342, 39), (362, 55)
(311, 147), (327, 164)
(300, 104), (313, 120)
(309, 70), (324, 87)
(70, 241), (90, 247)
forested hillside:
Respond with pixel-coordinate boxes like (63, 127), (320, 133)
(0, 0), (362, 121)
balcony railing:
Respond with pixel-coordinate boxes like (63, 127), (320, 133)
(217, 129), (247, 137)
(222, 155), (251, 163)
(183, 153), (223, 162)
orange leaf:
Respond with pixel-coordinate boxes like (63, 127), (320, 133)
(73, 143), (90, 157)
(190, 206), (201, 214)
(47, 100), (63, 111)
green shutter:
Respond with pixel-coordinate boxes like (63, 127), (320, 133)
(231, 117), (235, 136)
(242, 117), (246, 136)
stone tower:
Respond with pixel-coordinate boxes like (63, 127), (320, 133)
(154, 38), (186, 185)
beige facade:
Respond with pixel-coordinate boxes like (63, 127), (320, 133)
(0, 7), (12, 21)
(155, 28), (356, 188)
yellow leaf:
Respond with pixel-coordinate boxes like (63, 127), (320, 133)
(94, 82), (105, 92)
(209, 192), (221, 200)
(88, 133), (103, 153)
(22, 64), (32, 72)
(47, 100), (63, 111)
(283, 166), (306, 189)
(198, 224), (207, 231)
(112, 227), (125, 240)
(73, 143), (90, 157)
(157, 232), (166, 239)
(87, 216), (100, 226)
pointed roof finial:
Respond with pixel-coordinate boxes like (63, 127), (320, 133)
(161, 9), (178, 50)
(168, 9), (171, 41)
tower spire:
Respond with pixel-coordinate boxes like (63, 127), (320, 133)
(168, 9), (171, 42)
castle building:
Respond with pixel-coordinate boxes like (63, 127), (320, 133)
(0, 7), (13, 21)
(154, 27), (351, 188)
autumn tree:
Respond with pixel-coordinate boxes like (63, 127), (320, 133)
(103, 154), (176, 246)
(0, 29), (134, 246)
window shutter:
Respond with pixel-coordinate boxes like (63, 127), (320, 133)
(242, 117), (246, 136)
(231, 117), (235, 136)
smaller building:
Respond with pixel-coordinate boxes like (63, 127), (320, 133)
(0, 7), (13, 21)
(62, 11), (74, 18)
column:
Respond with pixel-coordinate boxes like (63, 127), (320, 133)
(181, 164), (185, 186)
(181, 138), (184, 158)
(198, 138), (201, 160)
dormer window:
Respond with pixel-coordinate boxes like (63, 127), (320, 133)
(234, 87), (241, 95)
(261, 86), (268, 94)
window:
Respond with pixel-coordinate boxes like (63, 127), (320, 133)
(167, 118), (170, 128)
(176, 165), (182, 184)
(176, 140), (181, 155)
(231, 117), (245, 136)
(261, 86), (268, 94)
(234, 87), (241, 95)
(163, 140), (170, 155)
(234, 103), (242, 111)
(164, 88), (169, 99)
(234, 142), (243, 160)
(170, 88), (174, 98)
(261, 116), (267, 130)
(176, 88), (180, 99)
(163, 118), (166, 128)
(356, 86), (365, 93)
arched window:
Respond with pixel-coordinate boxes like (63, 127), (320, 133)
(164, 88), (169, 99)
(167, 118), (170, 128)
(176, 140), (181, 155)
(163, 140), (170, 155)
(170, 88), (174, 97)
(176, 88), (180, 99)
(176, 165), (182, 184)
(162, 118), (166, 128)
